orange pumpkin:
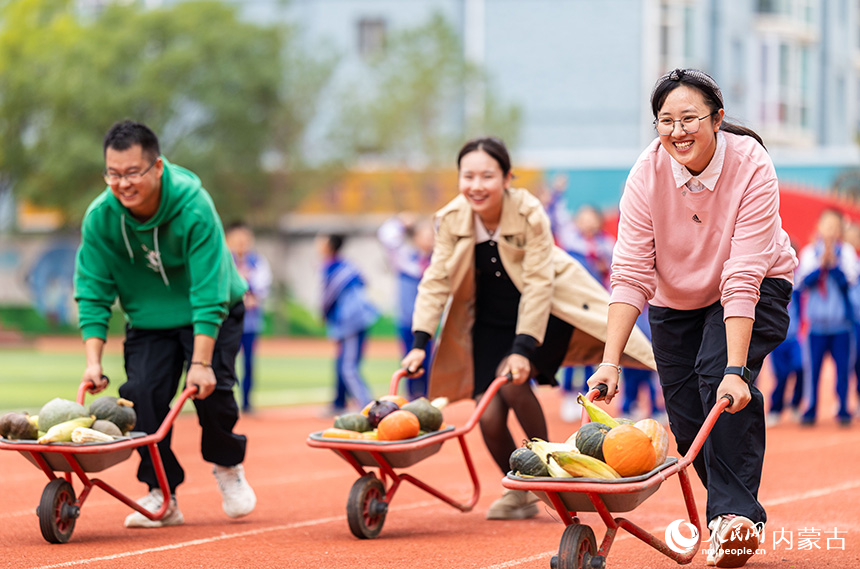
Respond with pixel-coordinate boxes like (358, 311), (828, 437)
(602, 425), (656, 477)
(376, 410), (421, 441)
(380, 394), (409, 408)
(634, 418), (669, 469)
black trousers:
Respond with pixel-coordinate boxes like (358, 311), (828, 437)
(119, 302), (247, 492)
(648, 278), (791, 525)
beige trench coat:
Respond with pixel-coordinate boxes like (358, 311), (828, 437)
(412, 187), (656, 402)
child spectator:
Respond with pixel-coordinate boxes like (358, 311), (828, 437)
(558, 204), (615, 422)
(797, 209), (858, 426)
(226, 222), (272, 414)
(318, 233), (378, 414)
(378, 213), (434, 399)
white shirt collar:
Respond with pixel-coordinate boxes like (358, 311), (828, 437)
(473, 213), (496, 244)
(670, 130), (726, 191)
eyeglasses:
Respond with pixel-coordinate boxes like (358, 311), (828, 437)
(104, 159), (157, 185)
(653, 112), (715, 136)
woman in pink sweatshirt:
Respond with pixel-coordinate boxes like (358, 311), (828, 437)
(587, 69), (796, 569)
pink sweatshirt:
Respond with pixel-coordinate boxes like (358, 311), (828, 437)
(610, 132), (797, 320)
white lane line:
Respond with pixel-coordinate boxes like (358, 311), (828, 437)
(6, 469), (348, 518)
(28, 500), (439, 569)
(762, 478), (860, 507)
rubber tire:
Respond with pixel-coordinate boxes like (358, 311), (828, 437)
(38, 479), (77, 544)
(556, 524), (597, 569)
(346, 474), (387, 539)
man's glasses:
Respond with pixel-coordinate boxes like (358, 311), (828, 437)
(104, 159), (157, 185)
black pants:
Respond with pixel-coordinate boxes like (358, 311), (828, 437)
(119, 302), (247, 492)
(648, 278), (791, 525)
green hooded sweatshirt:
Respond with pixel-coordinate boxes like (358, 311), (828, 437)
(74, 158), (247, 341)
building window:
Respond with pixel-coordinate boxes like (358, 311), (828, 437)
(357, 18), (386, 59)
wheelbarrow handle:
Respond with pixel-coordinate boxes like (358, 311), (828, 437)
(77, 375), (110, 404)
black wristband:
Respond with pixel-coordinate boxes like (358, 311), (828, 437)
(724, 365), (752, 383)
(510, 334), (538, 359)
(412, 331), (432, 351)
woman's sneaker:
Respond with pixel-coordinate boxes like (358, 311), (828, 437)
(124, 489), (184, 528)
(707, 515), (762, 567)
(213, 464), (256, 518)
(486, 489), (539, 520)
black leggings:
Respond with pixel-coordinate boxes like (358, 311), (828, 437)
(476, 374), (548, 476)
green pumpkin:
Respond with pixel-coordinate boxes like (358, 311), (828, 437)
(575, 422), (611, 462)
(89, 397), (136, 432)
(401, 398), (443, 432)
(38, 398), (89, 432)
(333, 412), (371, 432)
(509, 447), (550, 477)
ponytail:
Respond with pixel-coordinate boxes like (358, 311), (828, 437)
(720, 120), (766, 150)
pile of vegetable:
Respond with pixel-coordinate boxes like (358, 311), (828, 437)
(0, 396), (136, 445)
(509, 394), (669, 480)
(321, 394), (448, 441)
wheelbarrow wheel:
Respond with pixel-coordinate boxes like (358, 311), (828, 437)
(346, 474), (388, 539)
(37, 479), (79, 544)
(555, 523), (597, 569)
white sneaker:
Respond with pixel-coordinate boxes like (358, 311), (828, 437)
(124, 489), (184, 528)
(559, 393), (581, 423)
(706, 515), (762, 567)
(213, 464), (256, 518)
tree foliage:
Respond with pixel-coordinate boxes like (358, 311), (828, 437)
(332, 12), (522, 168)
(0, 0), (333, 225)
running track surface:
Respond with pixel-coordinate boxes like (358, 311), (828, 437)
(2, 360), (859, 568)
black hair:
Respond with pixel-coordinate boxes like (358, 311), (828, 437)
(650, 69), (765, 149)
(328, 234), (345, 254)
(103, 120), (161, 161)
(457, 136), (511, 176)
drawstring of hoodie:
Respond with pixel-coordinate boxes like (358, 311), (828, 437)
(120, 214), (134, 262)
(119, 213), (170, 287)
(153, 226), (170, 287)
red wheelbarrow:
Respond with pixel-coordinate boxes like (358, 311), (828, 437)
(307, 370), (510, 539)
(502, 385), (733, 569)
(0, 380), (196, 543)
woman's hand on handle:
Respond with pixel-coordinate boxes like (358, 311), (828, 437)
(586, 365), (620, 403)
(716, 373), (751, 413)
(498, 353), (531, 385)
(401, 348), (426, 378)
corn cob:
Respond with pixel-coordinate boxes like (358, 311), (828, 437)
(550, 450), (621, 479)
(527, 438), (577, 478)
(71, 426), (115, 443)
(576, 393), (619, 428)
(38, 416), (95, 444)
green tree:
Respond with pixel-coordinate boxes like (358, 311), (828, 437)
(332, 12), (521, 167)
(0, 0), (333, 226)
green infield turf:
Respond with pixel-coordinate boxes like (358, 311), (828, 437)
(0, 349), (400, 413)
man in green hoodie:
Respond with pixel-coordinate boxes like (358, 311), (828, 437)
(74, 120), (256, 528)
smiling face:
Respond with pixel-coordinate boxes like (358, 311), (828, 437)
(458, 149), (512, 226)
(105, 144), (163, 221)
(657, 85), (723, 176)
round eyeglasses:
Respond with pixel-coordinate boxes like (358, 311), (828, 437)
(653, 112), (715, 136)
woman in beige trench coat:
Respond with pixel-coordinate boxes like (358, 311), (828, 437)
(402, 137), (654, 520)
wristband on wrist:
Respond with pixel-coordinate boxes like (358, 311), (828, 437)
(598, 362), (622, 374)
(190, 361), (212, 368)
